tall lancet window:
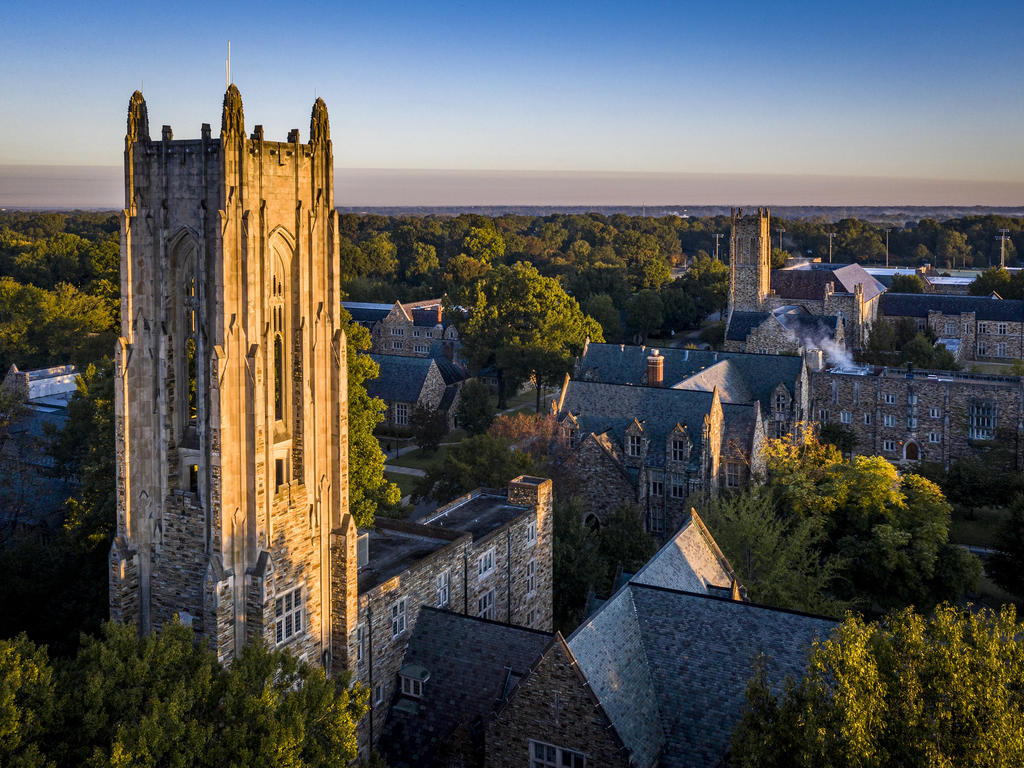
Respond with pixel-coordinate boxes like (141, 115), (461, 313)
(271, 266), (286, 423)
(184, 274), (199, 423)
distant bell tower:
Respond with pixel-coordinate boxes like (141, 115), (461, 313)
(728, 207), (771, 312)
(110, 86), (349, 666)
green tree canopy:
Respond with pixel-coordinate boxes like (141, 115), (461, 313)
(625, 289), (664, 340)
(413, 433), (535, 503)
(1, 621), (366, 768)
(455, 379), (495, 436)
(888, 273), (926, 293)
(452, 262), (602, 406)
(730, 604), (1024, 768)
(763, 429), (980, 612)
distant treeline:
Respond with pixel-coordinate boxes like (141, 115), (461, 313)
(2, 210), (1023, 370)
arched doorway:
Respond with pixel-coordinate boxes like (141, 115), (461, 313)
(904, 441), (920, 462)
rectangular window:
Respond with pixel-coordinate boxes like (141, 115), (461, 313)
(478, 588), (495, 620)
(373, 684), (383, 706)
(530, 741), (586, 768)
(774, 393), (786, 412)
(969, 402), (996, 440)
(478, 548), (495, 580)
(390, 327), (404, 336)
(725, 463), (741, 488)
(671, 438), (687, 462)
(772, 420), (786, 438)
(627, 434), (641, 457)
(688, 479), (701, 494)
(412, 329), (422, 338)
(929, 407), (941, 418)
(395, 402), (409, 426)
(648, 507), (666, 535)
(274, 587), (303, 645)
(670, 482), (686, 499)
(840, 410), (851, 424)
(189, 464), (199, 493)
(979, 323), (988, 334)
(436, 571), (450, 608)
(907, 416), (918, 429)
(998, 323), (1008, 335)
(526, 559), (537, 595)
(391, 597), (407, 638)
(864, 413), (872, 425)
(356, 623), (365, 662)
(884, 414), (895, 427)
(979, 341), (988, 356)
(525, 609), (536, 628)
(884, 393), (896, 405)
(818, 408), (829, 423)
(944, 321), (956, 336)
(883, 439), (896, 452)
(414, 344), (428, 354)
(526, 520), (537, 545)
(998, 342), (1007, 358)
(275, 458), (286, 491)
(908, 394), (918, 405)
(400, 675), (423, 698)
(831, 380), (839, 404)
(916, 319), (926, 332)
(649, 478), (664, 497)
(929, 432), (941, 443)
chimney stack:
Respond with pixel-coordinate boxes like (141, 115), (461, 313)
(647, 349), (664, 387)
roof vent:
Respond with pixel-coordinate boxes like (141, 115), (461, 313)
(356, 532), (369, 568)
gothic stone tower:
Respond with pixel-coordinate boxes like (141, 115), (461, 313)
(728, 207), (771, 312)
(109, 86), (349, 666)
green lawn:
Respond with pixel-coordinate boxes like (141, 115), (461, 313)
(950, 505), (1010, 549)
(388, 445), (448, 471)
(384, 471), (419, 499)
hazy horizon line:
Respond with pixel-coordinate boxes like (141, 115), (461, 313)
(1, 165), (1021, 209)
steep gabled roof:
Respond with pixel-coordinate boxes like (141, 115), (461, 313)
(880, 292), (1024, 322)
(380, 608), (552, 767)
(725, 311), (771, 342)
(366, 353), (434, 402)
(568, 581), (836, 768)
(771, 263), (884, 301)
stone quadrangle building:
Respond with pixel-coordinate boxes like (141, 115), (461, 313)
(107, 87), (552, 754)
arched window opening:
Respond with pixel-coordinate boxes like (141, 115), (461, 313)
(274, 334), (284, 422)
(184, 274), (198, 423)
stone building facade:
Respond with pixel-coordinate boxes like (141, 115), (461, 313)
(879, 293), (1024, 364)
(810, 364), (1024, 468)
(109, 87), (348, 665)
(109, 89), (553, 757)
(344, 299), (460, 360)
(724, 208), (883, 353)
(336, 477), (554, 752)
(366, 353), (466, 430)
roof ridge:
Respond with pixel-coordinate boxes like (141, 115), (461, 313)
(628, 582), (839, 622)
(416, 605), (557, 636)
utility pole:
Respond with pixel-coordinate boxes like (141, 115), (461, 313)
(776, 228), (786, 253)
(712, 233), (724, 261)
(826, 232), (837, 263)
(884, 228), (892, 269)
(997, 228), (1010, 269)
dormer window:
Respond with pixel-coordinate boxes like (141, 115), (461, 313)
(627, 434), (641, 457)
(671, 438), (686, 462)
(399, 664), (430, 699)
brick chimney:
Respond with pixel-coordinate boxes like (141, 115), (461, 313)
(647, 349), (664, 387)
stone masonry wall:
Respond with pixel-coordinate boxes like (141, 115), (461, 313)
(485, 639), (630, 768)
(812, 367), (1024, 469)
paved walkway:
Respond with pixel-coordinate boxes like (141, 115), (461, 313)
(384, 464), (426, 478)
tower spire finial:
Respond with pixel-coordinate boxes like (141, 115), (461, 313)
(310, 97), (330, 144)
(221, 83), (244, 137)
(127, 90), (150, 144)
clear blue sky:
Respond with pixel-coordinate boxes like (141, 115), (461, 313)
(1, 0), (1022, 185)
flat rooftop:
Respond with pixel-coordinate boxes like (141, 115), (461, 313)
(358, 525), (453, 593)
(424, 492), (529, 542)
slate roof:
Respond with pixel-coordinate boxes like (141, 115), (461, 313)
(560, 380), (716, 469)
(575, 343), (803, 412)
(771, 263), (885, 301)
(725, 311), (770, 341)
(366, 354), (434, 402)
(568, 583), (836, 768)
(433, 356), (467, 386)
(342, 301), (392, 326)
(880, 292), (1024, 322)
(773, 306), (840, 343)
(380, 608), (552, 768)
(630, 511), (738, 597)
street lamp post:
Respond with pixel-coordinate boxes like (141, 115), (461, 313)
(884, 228), (892, 268)
(776, 228), (786, 253)
(713, 233), (724, 261)
(997, 229), (1010, 269)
